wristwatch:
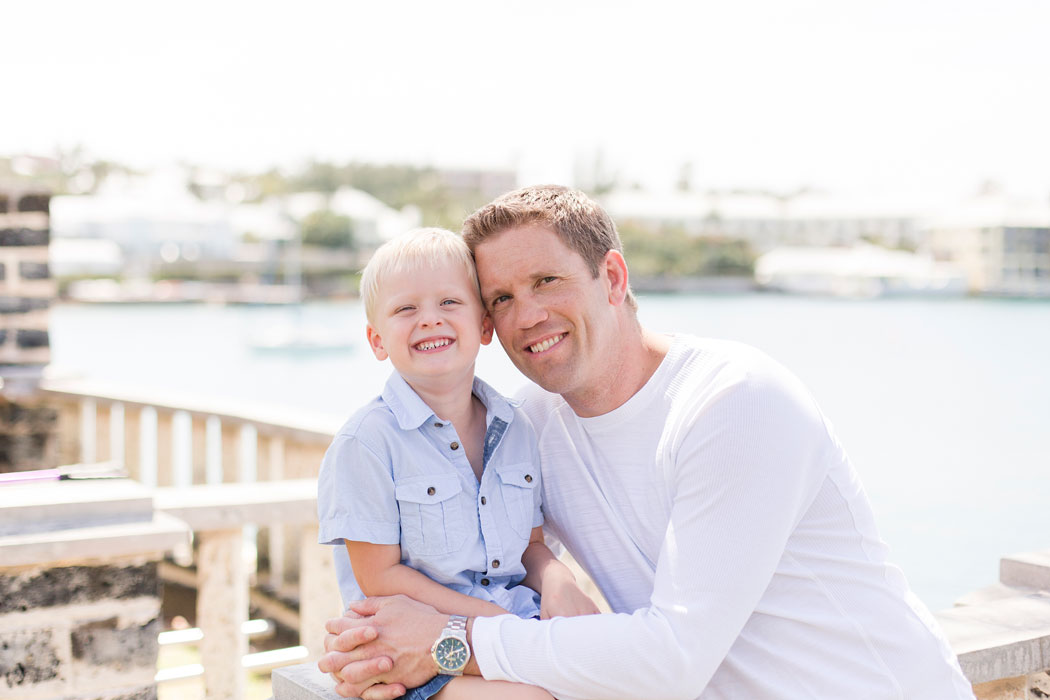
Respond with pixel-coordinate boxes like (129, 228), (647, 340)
(431, 614), (471, 675)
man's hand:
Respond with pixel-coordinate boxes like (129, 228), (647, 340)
(540, 572), (602, 619)
(317, 595), (446, 699)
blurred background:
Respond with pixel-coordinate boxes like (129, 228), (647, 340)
(2, 0), (1049, 696)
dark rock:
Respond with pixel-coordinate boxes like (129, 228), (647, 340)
(0, 564), (159, 614)
(0, 628), (61, 688)
(71, 617), (159, 669)
(18, 262), (50, 280)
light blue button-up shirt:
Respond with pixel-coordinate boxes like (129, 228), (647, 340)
(318, 371), (543, 618)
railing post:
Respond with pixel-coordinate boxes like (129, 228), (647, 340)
(173, 410), (192, 488)
(269, 436), (287, 589)
(79, 398), (97, 464)
(206, 415), (223, 484)
(299, 525), (342, 660)
(139, 406), (158, 488)
(156, 410), (174, 486)
(198, 527), (249, 700)
(109, 401), (125, 468)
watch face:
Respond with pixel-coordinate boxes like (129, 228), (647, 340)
(434, 637), (468, 671)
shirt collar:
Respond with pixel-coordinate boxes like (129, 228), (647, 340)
(380, 371), (517, 431)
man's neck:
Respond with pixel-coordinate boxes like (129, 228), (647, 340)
(566, 327), (672, 418)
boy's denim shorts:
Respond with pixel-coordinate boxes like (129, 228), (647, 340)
(403, 674), (454, 700)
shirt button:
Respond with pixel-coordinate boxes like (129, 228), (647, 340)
(434, 422), (444, 428)
(427, 486), (436, 496)
(491, 559), (500, 569)
(524, 474), (533, 483)
(480, 496), (487, 505)
(450, 441), (460, 450)
(481, 578), (490, 586)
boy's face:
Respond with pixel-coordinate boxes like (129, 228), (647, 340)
(366, 262), (493, 388)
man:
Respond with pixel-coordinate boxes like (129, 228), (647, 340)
(319, 185), (975, 700)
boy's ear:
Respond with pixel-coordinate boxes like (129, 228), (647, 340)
(365, 325), (389, 361)
(480, 313), (494, 346)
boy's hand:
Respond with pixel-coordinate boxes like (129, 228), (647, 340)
(540, 573), (602, 619)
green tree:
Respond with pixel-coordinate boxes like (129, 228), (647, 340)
(301, 210), (354, 249)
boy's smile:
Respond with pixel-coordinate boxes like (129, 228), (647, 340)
(367, 263), (492, 390)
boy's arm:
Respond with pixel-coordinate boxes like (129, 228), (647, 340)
(520, 527), (601, 619)
(346, 541), (508, 618)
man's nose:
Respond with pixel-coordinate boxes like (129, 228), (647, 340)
(513, 294), (548, 329)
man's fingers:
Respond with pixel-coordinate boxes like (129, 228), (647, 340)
(325, 613), (372, 636)
(359, 682), (407, 700)
(346, 596), (384, 617)
(323, 624), (378, 652)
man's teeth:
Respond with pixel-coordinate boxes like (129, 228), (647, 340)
(416, 339), (451, 351)
(529, 335), (565, 353)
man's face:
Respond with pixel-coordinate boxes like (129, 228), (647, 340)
(474, 224), (617, 401)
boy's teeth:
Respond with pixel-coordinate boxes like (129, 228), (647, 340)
(529, 334), (564, 353)
(417, 339), (451, 351)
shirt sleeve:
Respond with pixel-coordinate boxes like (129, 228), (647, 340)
(317, 433), (401, 547)
(472, 364), (832, 700)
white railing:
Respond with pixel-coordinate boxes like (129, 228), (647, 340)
(42, 379), (345, 700)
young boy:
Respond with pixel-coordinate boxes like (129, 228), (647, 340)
(317, 228), (600, 700)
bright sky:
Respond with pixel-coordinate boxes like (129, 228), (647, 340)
(5, 0), (1049, 199)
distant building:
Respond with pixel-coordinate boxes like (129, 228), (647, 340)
(926, 194), (1050, 296)
(601, 190), (927, 252)
(436, 168), (517, 202)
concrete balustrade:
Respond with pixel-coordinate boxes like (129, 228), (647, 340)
(38, 381), (1050, 700)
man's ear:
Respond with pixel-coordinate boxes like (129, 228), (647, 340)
(603, 250), (630, 306)
(480, 313), (494, 346)
(365, 325), (389, 361)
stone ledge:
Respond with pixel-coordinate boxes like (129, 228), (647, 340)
(0, 479), (154, 538)
(937, 593), (1050, 683)
(154, 479), (318, 531)
(272, 663), (346, 700)
(0, 512), (189, 568)
(1001, 550), (1050, 591)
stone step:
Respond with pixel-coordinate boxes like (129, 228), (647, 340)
(1001, 550), (1050, 590)
(935, 592), (1050, 684)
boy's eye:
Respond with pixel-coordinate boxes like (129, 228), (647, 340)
(441, 299), (459, 306)
(395, 305), (414, 313)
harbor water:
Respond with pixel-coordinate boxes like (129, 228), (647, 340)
(50, 294), (1050, 611)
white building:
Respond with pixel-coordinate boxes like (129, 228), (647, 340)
(600, 189), (930, 252)
(926, 194), (1050, 296)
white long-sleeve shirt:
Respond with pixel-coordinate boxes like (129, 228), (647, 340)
(472, 336), (974, 700)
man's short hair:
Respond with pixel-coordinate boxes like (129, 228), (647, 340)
(360, 227), (479, 325)
(462, 185), (637, 310)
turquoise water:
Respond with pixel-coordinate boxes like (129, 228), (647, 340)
(50, 295), (1050, 611)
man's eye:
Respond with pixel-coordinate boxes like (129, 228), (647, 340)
(540, 276), (557, 284)
(491, 295), (510, 307)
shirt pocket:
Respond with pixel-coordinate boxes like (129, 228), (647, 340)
(394, 474), (466, 556)
(496, 466), (540, 539)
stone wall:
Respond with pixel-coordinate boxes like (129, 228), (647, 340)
(0, 479), (189, 700)
(0, 188), (57, 472)
(0, 559), (160, 700)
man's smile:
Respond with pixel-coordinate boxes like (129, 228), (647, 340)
(526, 333), (567, 354)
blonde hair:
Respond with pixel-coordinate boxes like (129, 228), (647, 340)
(360, 227), (479, 324)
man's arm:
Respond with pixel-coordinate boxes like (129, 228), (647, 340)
(322, 365), (829, 700)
